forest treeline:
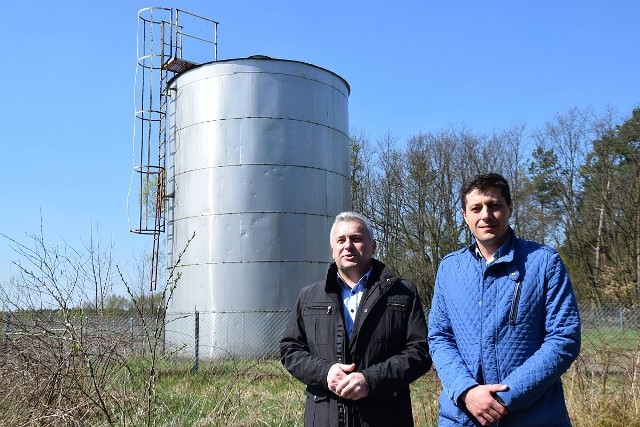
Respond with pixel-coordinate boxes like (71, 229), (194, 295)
(349, 106), (640, 308)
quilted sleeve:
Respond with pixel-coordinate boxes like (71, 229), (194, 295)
(496, 252), (581, 412)
(427, 264), (478, 405)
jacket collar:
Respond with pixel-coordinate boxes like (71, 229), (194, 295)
(326, 258), (397, 293)
(469, 227), (516, 265)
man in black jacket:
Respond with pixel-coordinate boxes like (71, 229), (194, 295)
(280, 211), (431, 427)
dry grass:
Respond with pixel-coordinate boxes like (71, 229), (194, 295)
(565, 328), (640, 427)
(149, 354), (640, 427)
(0, 328), (638, 426)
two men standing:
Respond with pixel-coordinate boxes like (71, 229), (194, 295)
(281, 173), (581, 426)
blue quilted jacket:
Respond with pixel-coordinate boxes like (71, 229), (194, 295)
(428, 230), (580, 426)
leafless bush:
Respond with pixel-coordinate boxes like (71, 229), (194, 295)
(0, 312), (133, 426)
(565, 325), (640, 426)
(0, 222), (193, 426)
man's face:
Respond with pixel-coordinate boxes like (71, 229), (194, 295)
(463, 187), (513, 255)
(331, 220), (376, 278)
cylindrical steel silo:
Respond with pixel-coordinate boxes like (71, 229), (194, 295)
(164, 56), (350, 358)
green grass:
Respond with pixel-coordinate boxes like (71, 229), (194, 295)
(582, 327), (640, 350)
(2, 329), (638, 426)
(147, 360), (438, 426)
(147, 359), (640, 427)
(145, 329), (640, 427)
(150, 359), (305, 427)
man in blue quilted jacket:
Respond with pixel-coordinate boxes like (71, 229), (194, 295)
(428, 173), (581, 426)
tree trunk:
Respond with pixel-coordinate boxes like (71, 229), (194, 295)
(636, 170), (640, 303)
(594, 174), (610, 290)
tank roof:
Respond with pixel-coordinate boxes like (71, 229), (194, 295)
(167, 55), (350, 95)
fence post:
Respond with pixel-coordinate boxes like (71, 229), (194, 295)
(129, 318), (134, 356)
(2, 312), (10, 347)
(192, 310), (200, 373)
(619, 308), (624, 329)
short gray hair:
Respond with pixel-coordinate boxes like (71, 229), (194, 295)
(329, 211), (375, 245)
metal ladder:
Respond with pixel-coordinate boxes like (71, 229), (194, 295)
(132, 7), (218, 290)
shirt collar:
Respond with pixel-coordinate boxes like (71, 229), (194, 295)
(472, 229), (514, 265)
(337, 267), (372, 291)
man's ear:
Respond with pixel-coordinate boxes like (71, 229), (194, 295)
(462, 207), (475, 229)
(372, 240), (377, 254)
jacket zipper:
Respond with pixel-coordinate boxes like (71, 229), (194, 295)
(351, 277), (394, 341)
(388, 302), (405, 308)
(509, 281), (521, 326)
(305, 305), (332, 315)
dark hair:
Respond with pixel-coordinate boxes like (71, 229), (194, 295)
(460, 173), (512, 209)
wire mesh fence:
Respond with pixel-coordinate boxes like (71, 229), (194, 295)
(1, 301), (638, 364)
(0, 301), (637, 426)
(164, 309), (292, 362)
(0, 308), (294, 373)
(580, 304), (640, 330)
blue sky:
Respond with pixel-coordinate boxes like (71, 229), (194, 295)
(2, 1), (639, 283)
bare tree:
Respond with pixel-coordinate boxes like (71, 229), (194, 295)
(531, 107), (592, 247)
(491, 123), (532, 237)
(400, 131), (466, 302)
(349, 129), (374, 217)
(82, 223), (116, 315)
(369, 132), (405, 267)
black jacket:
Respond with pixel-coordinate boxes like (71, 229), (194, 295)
(280, 259), (431, 427)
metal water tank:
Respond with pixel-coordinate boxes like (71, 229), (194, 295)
(164, 56), (350, 358)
